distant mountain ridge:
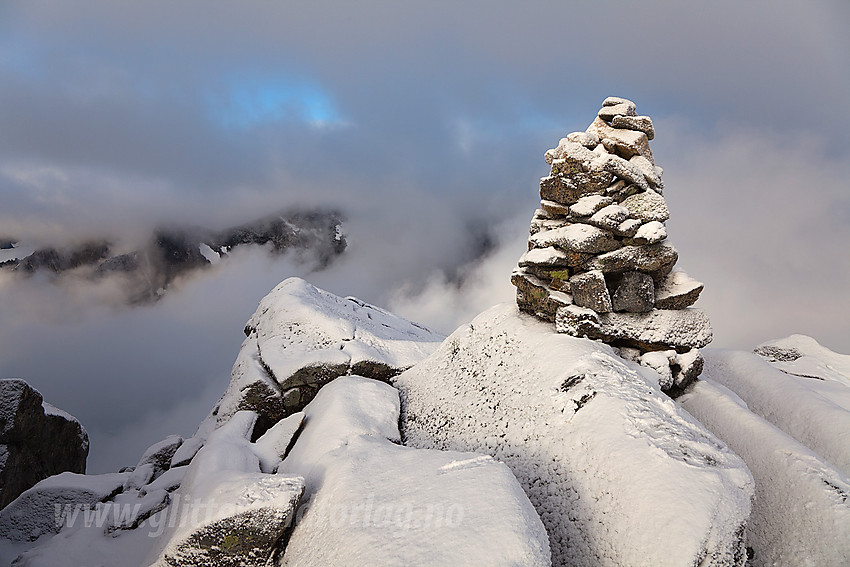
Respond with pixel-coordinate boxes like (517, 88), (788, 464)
(0, 209), (347, 303)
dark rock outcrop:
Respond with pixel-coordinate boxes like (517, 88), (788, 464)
(0, 379), (89, 510)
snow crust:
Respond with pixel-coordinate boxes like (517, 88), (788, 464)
(680, 378), (850, 566)
(704, 349), (850, 477)
(279, 376), (550, 567)
(247, 277), (443, 384)
(395, 303), (753, 567)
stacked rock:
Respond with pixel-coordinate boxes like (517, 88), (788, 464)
(511, 97), (711, 393)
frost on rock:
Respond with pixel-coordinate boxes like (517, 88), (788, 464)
(512, 97), (711, 392)
(395, 304), (753, 567)
(279, 376), (550, 567)
(208, 277), (444, 436)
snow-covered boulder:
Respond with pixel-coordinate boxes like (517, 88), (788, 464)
(0, 471), (128, 541)
(209, 277), (443, 436)
(395, 304), (754, 567)
(149, 411), (304, 567)
(279, 376), (550, 567)
(679, 378), (850, 566)
(0, 379), (89, 509)
(135, 435), (183, 482)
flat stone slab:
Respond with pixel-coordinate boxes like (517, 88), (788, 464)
(530, 224), (620, 254)
(555, 305), (713, 349)
(585, 242), (678, 275)
(655, 271), (704, 309)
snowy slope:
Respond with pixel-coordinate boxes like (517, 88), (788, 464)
(395, 303), (754, 567)
(679, 378), (850, 566)
(703, 349), (850, 477)
(278, 376), (550, 567)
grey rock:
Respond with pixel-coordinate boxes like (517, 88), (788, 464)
(0, 471), (128, 541)
(569, 195), (614, 217)
(612, 115), (655, 140)
(585, 243), (678, 275)
(612, 272), (655, 313)
(602, 96), (636, 108)
(0, 379), (89, 510)
(588, 204), (630, 231)
(672, 349), (704, 389)
(588, 117), (654, 163)
(629, 155), (663, 190)
(529, 209), (569, 235)
(655, 271), (704, 310)
(620, 189), (670, 222)
(640, 350), (676, 390)
(519, 247), (573, 269)
(566, 131), (600, 148)
(540, 175), (604, 206)
(530, 224), (621, 254)
(137, 435), (183, 481)
(512, 269), (573, 321)
(540, 199), (572, 217)
(171, 436), (205, 468)
(624, 221), (667, 246)
(598, 102), (638, 121)
(569, 270), (613, 313)
(592, 153), (651, 192)
(555, 305), (713, 350)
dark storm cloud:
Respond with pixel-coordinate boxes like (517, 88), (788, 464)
(0, 0), (848, 472)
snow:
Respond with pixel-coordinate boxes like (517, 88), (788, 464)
(197, 243), (220, 264)
(679, 378), (850, 566)
(246, 277), (444, 385)
(529, 223), (619, 254)
(632, 219), (666, 243)
(279, 376), (550, 567)
(518, 246), (570, 267)
(569, 195), (612, 217)
(703, 349), (850, 477)
(756, 334), (850, 389)
(0, 471), (129, 541)
(253, 411), (304, 473)
(395, 303), (753, 567)
(0, 242), (36, 263)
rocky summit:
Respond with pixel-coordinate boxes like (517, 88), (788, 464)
(513, 97), (710, 393)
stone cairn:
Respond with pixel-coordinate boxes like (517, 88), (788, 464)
(511, 97), (711, 393)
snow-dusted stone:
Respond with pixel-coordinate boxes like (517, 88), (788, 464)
(395, 304), (753, 567)
(149, 411), (305, 567)
(519, 246), (573, 269)
(585, 242), (678, 276)
(252, 412), (304, 473)
(529, 224), (620, 254)
(565, 131), (599, 149)
(136, 434), (183, 481)
(640, 350), (675, 389)
(140, 464), (188, 496)
(210, 278), (443, 432)
(588, 117), (654, 163)
(124, 462), (156, 491)
(679, 378), (850, 566)
(512, 269), (573, 321)
(587, 204), (629, 231)
(655, 271), (704, 310)
(0, 471), (128, 541)
(540, 199), (572, 217)
(611, 271), (655, 313)
(673, 348), (704, 389)
(279, 376), (550, 567)
(626, 220), (667, 245)
(615, 218), (642, 237)
(602, 96), (636, 108)
(529, 208), (569, 235)
(590, 152), (651, 191)
(628, 154), (663, 190)
(569, 270), (612, 313)
(702, 350), (850, 477)
(540, 174), (604, 205)
(170, 436), (204, 468)
(105, 487), (171, 533)
(620, 189), (670, 222)
(556, 305), (713, 350)
(597, 102), (637, 122)
(0, 379), (89, 509)
(612, 114), (655, 140)
(753, 334), (850, 388)
(569, 195), (613, 217)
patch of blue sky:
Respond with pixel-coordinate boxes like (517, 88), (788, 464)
(210, 75), (343, 130)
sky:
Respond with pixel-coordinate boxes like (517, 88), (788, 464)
(0, 1), (848, 473)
